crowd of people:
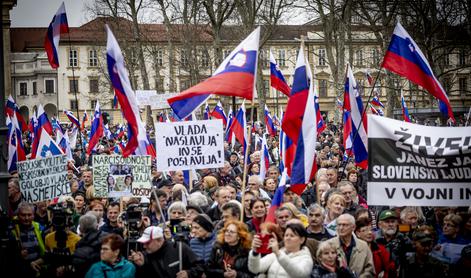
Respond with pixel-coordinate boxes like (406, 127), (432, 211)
(3, 120), (471, 278)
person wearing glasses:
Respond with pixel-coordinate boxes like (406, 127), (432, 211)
(206, 220), (254, 278)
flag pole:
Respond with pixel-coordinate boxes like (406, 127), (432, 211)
(66, 32), (84, 156)
(338, 65), (384, 179)
(240, 100), (254, 222)
(465, 106), (471, 127)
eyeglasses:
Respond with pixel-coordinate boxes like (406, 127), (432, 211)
(224, 230), (238, 235)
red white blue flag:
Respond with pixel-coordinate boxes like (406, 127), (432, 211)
(203, 103), (211, 120)
(35, 128), (64, 159)
(31, 104), (53, 159)
(401, 91), (411, 122)
(266, 169), (288, 223)
(382, 22), (454, 122)
(371, 96), (385, 108)
(231, 102), (247, 151)
(6, 95), (27, 132)
(289, 52), (318, 195)
(344, 65), (368, 169)
(81, 110), (88, 130)
(269, 50), (291, 97)
(87, 101), (104, 155)
(63, 110), (80, 129)
(44, 2), (69, 69)
(168, 27), (260, 120)
(264, 105), (277, 136)
(259, 134), (271, 180)
(211, 101), (227, 126)
(8, 114), (26, 173)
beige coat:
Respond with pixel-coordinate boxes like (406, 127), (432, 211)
(327, 235), (375, 278)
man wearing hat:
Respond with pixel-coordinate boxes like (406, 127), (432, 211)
(402, 231), (448, 277)
(128, 226), (204, 278)
(375, 210), (413, 276)
(190, 214), (216, 262)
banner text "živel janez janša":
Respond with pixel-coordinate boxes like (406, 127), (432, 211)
(367, 115), (471, 206)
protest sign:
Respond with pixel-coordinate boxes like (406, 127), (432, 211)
(93, 155), (152, 198)
(149, 92), (178, 109)
(155, 119), (224, 171)
(18, 155), (69, 202)
(135, 90), (157, 106)
(368, 115), (471, 206)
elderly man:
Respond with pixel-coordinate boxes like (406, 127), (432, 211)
(8, 177), (23, 216)
(206, 187), (231, 221)
(327, 214), (375, 278)
(129, 226), (203, 278)
(11, 202), (45, 277)
(247, 175), (271, 199)
(375, 210), (413, 276)
(338, 181), (360, 216)
(306, 204), (334, 241)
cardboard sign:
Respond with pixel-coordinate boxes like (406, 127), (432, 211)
(368, 115), (471, 206)
(136, 90), (157, 106)
(18, 155), (69, 202)
(93, 155), (152, 198)
(155, 120), (225, 171)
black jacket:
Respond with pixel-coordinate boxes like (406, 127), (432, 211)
(72, 230), (107, 278)
(206, 242), (254, 278)
(135, 240), (204, 278)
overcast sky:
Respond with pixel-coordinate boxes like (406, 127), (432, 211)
(11, 0), (91, 27)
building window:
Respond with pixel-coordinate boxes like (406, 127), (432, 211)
(201, 49), (210, 68)
(32, 82), (37, 95)
(90, 100), (97, 110)
(263, 79), (269, 96)
(319, 79), (328, 97)
(69, 79), (79, 93)
(155, 49), (163, 67)
(278, 49), (286, 67)
(459, 77), (468, 95)
(443, 77), (452, 94)
(70, 100), (79, 110)
(459, 49), (466, 66)
(318, 49), (326, 66)
(443, 52), (450, 67)
(371, 49), (380, 66)
(180, 79), (191, 91)
(89, 79), (99, 93)
(45, 80), (55, 94)
(180, 49), (188, 68)
(69, 49), (78, 67)
(19, 82), (28, 96)
(88, 49), (98, 67)
(223, 49), (231, 59)
(355, 49), (363, 66)
(260, 49), (269, 68)
(130, 49), (138, 65)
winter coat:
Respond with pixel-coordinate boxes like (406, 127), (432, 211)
(327, 235), (375, 278)
(190, 232), (216, 262)
(370, 241), (396, 278)
(206, 242), (254, 278)
(248, 247), (314, 278)
(311, 264), (356, 278)
(135, 240), (204, 278)
(72, 230), (108, 278)
(85, 257), (136, 278)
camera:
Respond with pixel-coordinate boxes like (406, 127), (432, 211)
(48, 201), (74, 229)
(121, 204), (144, 241)
(170, 218), (191, 236)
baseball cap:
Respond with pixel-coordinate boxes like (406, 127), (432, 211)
(137, 226), (163, 243)
(378, 210), (398, 221)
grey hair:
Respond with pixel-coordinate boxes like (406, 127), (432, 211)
(400, 206), (425, 222)
(337, 213), (356, 226)
(308, 203), (325, 216)
(167, 201), (187, 216)
(248, 175), (262, 186)
(316, 240), (338, 258)
(337, 180), (355, 191)
(79, 212), (98, 234)
(17, 202), (34, 213)
(189, 192), (208, 207)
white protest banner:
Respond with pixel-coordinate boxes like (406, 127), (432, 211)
(149, 92), (178, 109)
(18, 155), (69, 202)
(368, 115), (471, 206)
(155, 119), (224, 171)
(93, 155), (152, 198)
(135, 90), (157, 106)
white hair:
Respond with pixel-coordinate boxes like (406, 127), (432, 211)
(189, 192), (209, 207)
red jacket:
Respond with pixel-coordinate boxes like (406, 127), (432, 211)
(371, 241), (396, 278)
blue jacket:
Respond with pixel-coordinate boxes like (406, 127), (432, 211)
(190, 232), (216, 262)
(85, 257), (136, 278)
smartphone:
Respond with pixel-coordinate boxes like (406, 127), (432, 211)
(256, 233), (272, 254)
(398, 224), (411, 233)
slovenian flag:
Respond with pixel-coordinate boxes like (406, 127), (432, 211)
(63, 110), (80, 128)
(211, 101), (227, 126)
(44, 2), (69, 69)
(168, 27), (260, 120)
(87, 101), (104, 155)
(382, 22), (454, 122)
(31, 104), (53, 159)
(344, 65), (368, 169)
(269, 50), (291, 97)
(401, 91), (411, 122)
(7, 114), (26, 173)
(6, 96), (28, 132)
(264, 105), (277, 136)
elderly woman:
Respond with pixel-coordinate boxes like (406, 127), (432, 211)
(311, 241), (355, 278)
(190, 214), (216, 263)
(249, 223), (313, 278)
(206, 220), (254, 278)
(85, 234), (135, 278)
(165, 201), (191, 241)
